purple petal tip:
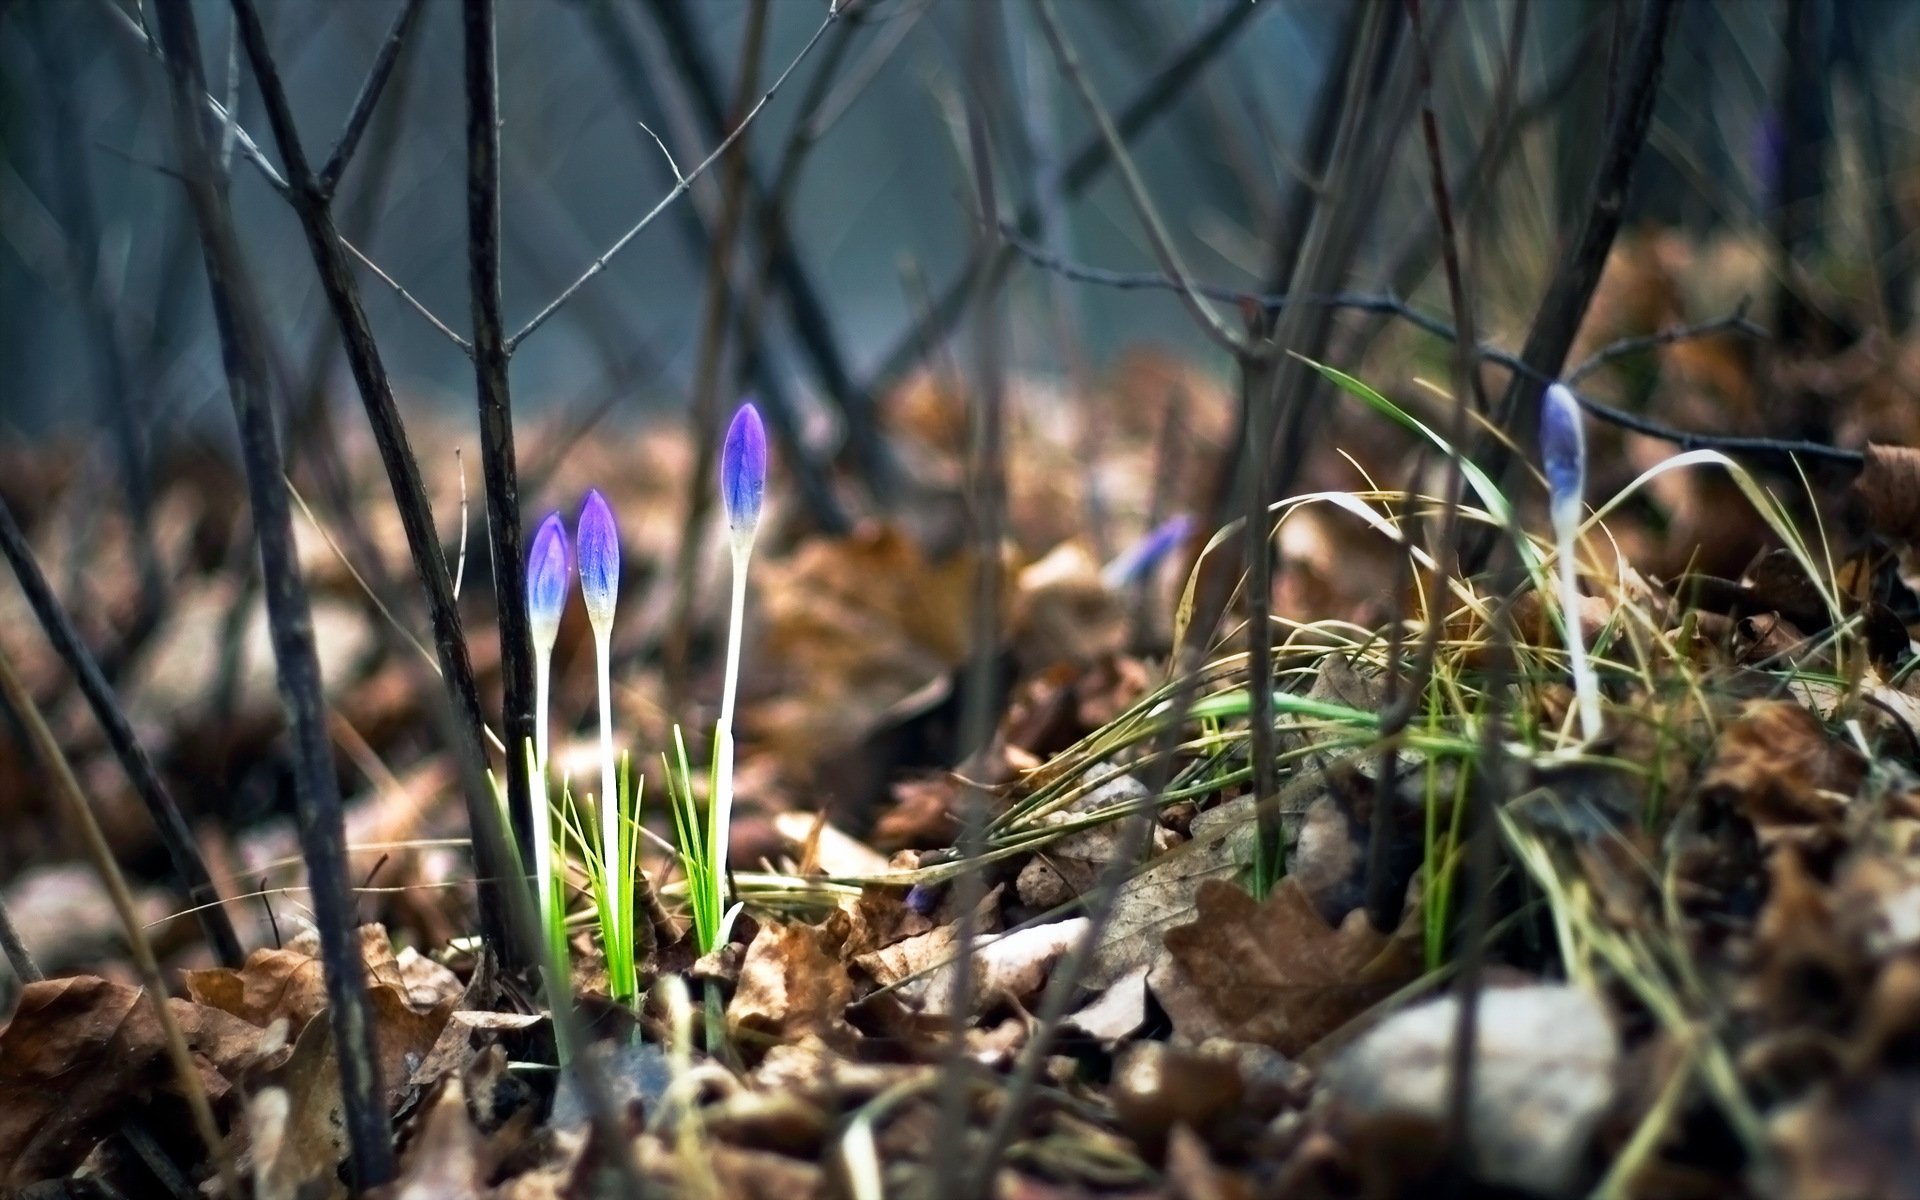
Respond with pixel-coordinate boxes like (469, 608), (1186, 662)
(576, 489), (620, 627)
(527, 512), (571, 644)
(721, 402), (768, 535)
(1539, 383), (1586, 515)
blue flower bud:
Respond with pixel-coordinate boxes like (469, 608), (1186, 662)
(527, 511), (570, 649)
(1103, 513), (1196, 588)
(576, 488), (620, 632)
(1540, 383), (1587, 528)
(721, 402), (767, 538)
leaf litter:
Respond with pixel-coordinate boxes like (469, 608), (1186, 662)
(12, 262), (1920, 1199)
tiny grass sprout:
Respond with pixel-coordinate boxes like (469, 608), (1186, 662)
(575, 488), (636, 1001)
(525, 512), (571, 970)
(1541, 383), (1602, 742)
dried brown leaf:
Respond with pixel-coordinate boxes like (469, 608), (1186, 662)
(1853, 443), (1920, 544)
(0, 975), (269, 1187)
(729, 921), (854, 1044)
(1153, 879), (1418, 1055)
(1703, 701), (1863, 840)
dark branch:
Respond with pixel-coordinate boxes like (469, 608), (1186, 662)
(151, 0), (393, 1184)
(997, 232), (1858, 467)
(859, 0), (1271, 409)
(1484, 0), (1682, 467)
(636, 0), (895, 499)
(317, 0), (427, 197)
(0, 497), (244, 967)
(229, 0), (520, 962)
(505, 2), (842, 352)
(461, 0), (538, 870)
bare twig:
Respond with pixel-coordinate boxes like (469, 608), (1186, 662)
(317, 0), (427, 197)
(1029, 0), (1244, 355)
(569, 0), (850, 532)
(937, 17), (1009, 1190)
(998, 234), (1842, 465)
(0, 883), (38, 984)
(229, 0), (519, 961)
(1444, 556), (1520, 1172)
(0, 497), (243, 966)
(1368, 0), (1479, 934)
(665, 0), (772, 696)
(506, 2), (843, 352)
(151, 0), (393, 1182)
(1481, 0), (1682, 497)
(462, 0), (540, 870)
(860, 0), (1271, 407)
(636, 0), (894, 498)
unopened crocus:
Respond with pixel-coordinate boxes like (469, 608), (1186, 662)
(721, 401), (767, 551)
(525, 512), (571, 949)
(1540, 383), (1600, 741)
(1102, 512), (1196, 589)
(575, 489), (624, 965)
(527, 513), (571, 771)
(713, 401), (767, 915)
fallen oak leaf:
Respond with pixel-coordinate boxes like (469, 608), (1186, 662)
(1701, 700), (1863, 843)
(1152, 879), (1419, 1055)
(729, 920), (855, 1045)
(0, 975), (271, 1188)
(1852, 443), (1920, 544)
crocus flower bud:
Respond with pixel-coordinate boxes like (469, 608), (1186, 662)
(1103, 513), (1196, 588)
(576, 489), (620, 633)
(527, 512), (570, 651)
(1539, 383), (1586, 529)
(721, 402), (767, 541)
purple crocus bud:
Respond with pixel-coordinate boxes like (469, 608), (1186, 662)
(1103, 512), (1196, 588)
(527, 511), (570, 649)
(576, 488), (620, 632)
(1539, 383), (1586, 528)
(721, 402), (768, 539)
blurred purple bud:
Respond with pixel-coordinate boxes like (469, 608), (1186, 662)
(527, 512), (570, 647)
(1103, 513), (1196, 588)
(721, 402), (767, 536)
(576, 489), (620, 630)
(1540, 383), (1587, 521)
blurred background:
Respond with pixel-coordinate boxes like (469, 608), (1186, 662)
(5, 0), (1912, 436)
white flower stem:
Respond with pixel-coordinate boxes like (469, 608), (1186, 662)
(591, 624), (624, 992)
(1553, 515), (1603, 742)
(531, 651), (557, 950)
(713, 537), (752, 909)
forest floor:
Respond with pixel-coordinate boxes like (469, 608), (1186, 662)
(4, 230), (1920, 1199)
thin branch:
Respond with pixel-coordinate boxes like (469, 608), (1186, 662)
(570, 0), (851, 532)
(0, 497), (243, 966)
(317, 0), (428, 197)
(463, 0), (539, 871)
(1369, 0), (1477, 935)
(507, 1), (843, 352)
(1483, 0), (1682, 481)
(1028, 0), (1244, 355)
(229, 0), (518, 960)
(100, 0), (291, 195)
(151, 0), (393, 1183)
(860, 0), (1271, 408)
(665, 0), (772, 694)
(636, 0), (893, 499)
(104, 0), (472, 354)
(937, 17), (1009, 1190)
(998, 232), (1845, 465)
